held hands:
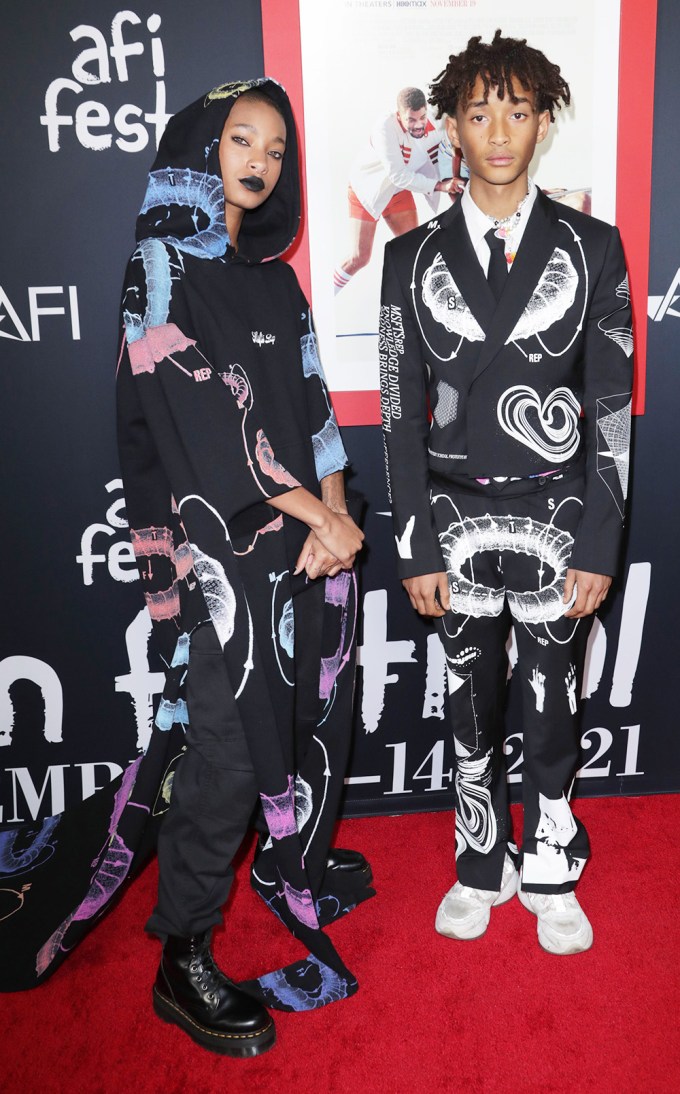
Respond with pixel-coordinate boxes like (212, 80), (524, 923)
(316, 510), (364, 568)
(563, 568), (612, 619)
(295, 528), (343, 579)
(268, 479), (363, 579)
(294, 510), (364, 577)
(402, 571), (451, 617)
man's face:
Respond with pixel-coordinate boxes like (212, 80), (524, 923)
(219, 97), (286, 215)
(398, 105), (428, 139)
(446, 76), (549, 188)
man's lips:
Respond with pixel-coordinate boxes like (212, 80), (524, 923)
(487, 156), (513, 165)
(240, 176), (265, 192)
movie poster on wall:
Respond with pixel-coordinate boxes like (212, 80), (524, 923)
(299, 0), (622, 402)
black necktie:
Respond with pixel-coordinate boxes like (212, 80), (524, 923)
(485, 228), (507, 301)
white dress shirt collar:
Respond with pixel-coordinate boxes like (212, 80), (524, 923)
(461, 180), (538, 273)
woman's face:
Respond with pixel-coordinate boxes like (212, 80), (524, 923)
(219, 96), (286, 220)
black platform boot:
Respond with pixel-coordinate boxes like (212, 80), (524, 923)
(325, 847), (372, 879)
(152, 932), (275, 1057)
(254, 834), (372, 882)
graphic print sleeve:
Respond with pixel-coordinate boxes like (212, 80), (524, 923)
(298, 293), (348, 482)
(569, 227), (633, 575)
(380, 243), (445, 579)
(118, 241), (302, 531)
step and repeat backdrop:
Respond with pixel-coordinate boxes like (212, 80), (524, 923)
(1, 0), (678, 986)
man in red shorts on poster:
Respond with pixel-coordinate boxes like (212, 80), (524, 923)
(333, 87), (463, 293)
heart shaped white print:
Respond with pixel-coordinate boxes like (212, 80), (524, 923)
(497, 384), (581, 461)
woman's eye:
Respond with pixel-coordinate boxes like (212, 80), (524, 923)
(268, 150), (283, 160)
(232, 135), (248, 146)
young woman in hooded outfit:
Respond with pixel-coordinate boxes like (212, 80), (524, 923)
(116, 79), (373, 1057)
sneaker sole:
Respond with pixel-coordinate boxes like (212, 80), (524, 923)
(435, 912), (489, 941)
(435, 867), (519, 940)
(517, 889), (594, 955)
(152, 986), (276, 1057)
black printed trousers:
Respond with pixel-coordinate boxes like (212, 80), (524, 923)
(147, 579), (325, 940)
(431, 472), (593, 894)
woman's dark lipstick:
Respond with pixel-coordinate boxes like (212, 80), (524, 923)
(240, 176), (265, 192)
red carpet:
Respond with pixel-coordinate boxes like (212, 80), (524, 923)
(4, 796), (680, 1093)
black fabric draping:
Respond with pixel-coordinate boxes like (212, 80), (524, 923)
(2, 79), (371, 1001)
(115, 79), (372, 1009)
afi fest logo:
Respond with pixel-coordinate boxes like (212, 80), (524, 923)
(354, 562), (650, 796)
(41, 10), (170, 153)
(0, 481), (160, 824)
(77, 480), (165, 753)
(0, 286), (80, 343)
(648, 267), (680, 322)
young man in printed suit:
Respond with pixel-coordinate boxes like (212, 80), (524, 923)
(380, 30), (633, 954)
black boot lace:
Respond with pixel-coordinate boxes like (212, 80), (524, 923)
(187, 942), (229, 1003)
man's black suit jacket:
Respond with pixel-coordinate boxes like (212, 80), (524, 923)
(380, 188), (633, 579)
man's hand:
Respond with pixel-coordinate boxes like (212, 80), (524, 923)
(402, 572), (450, 617)
(563, 568), (612, 619)
(295, 530), (343, 580)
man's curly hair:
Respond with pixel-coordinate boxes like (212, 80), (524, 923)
(429, 29), (571, 121)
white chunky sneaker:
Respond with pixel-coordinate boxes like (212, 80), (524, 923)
(518, 888), (593, 954)
(435, 854), (518, 940)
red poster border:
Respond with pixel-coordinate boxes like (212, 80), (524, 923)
(616, 0), (656, 415)
(263, 0), (655, 423)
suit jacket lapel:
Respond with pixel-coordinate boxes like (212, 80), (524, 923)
(434, 200), (495, 336)
(470, 189), (562, 383)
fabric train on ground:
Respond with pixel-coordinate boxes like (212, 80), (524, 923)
(0, 78), (371, 995)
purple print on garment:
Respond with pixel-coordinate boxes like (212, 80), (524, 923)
(260, 775), (297, 840)
(319, 572), (356, 700)
(283, 880), (319, 930)
(256, 955), (356, 1012)
(0, 816), (60, 878)
(35, 758), (145, 976)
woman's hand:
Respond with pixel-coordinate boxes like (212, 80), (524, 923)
(268, 483), (364, 574)
(295, 530), (343, 578)
(313, 511), (364, 569)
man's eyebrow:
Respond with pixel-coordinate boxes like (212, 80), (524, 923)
(466, 96), (531, 109)
(231, 121), (286, 145)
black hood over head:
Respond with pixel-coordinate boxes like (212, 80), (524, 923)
(135, 78), (300, 264)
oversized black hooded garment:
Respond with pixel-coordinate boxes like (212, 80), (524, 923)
(2, 79), (371, 1004)
(114, 78), (375, 1010)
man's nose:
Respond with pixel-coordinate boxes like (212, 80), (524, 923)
(489, 122), (509, 143)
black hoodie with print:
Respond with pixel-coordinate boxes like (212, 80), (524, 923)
(3, 79), (370, 1000)
(114, 80), (367, 1009)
